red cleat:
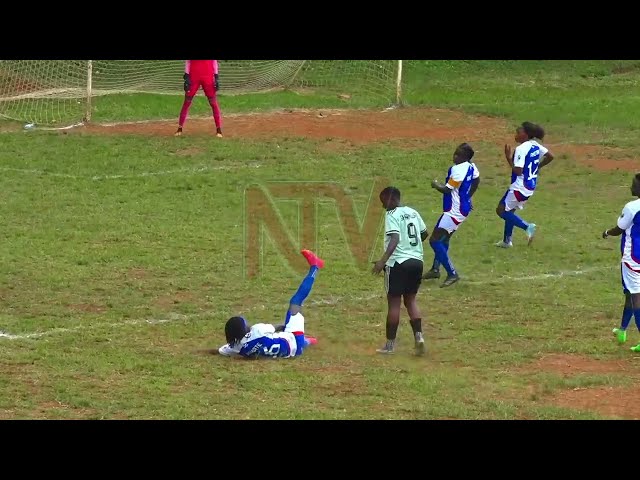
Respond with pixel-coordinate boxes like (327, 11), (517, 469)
(301, 249), (324, 269)
(304, 336), (318, 346)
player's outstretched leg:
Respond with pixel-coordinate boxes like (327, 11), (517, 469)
(285, 250), (324, 316)
(283, 250), (324, 353)
(613, 293), (633, 344)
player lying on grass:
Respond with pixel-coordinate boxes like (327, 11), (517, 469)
(217, 250), (323, 359)
(372, 186), (428, 355)
(175, 60), (223, 138)
(423, 143), (480, 287)
(495, 122), (554, 248)
(602, 172), (640, 353)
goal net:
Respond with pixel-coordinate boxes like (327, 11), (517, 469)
(0, 60), (401, 127)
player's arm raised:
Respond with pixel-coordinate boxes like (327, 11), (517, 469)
(430, 179), (451, 194)
(504, 144), (515, 169)
(431, 164), (464, 194)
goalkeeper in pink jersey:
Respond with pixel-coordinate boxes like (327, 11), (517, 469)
(175, 60), (223, 138)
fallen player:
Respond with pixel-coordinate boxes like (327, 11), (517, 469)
(216, 249), (324, 359)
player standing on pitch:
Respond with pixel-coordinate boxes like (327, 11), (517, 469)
(423, 143), (480, 287)
(175, 60), (223, 138)
(372, 186), (429, 356)
(495, 122), (554, 248)
(602, 172), (640, 352)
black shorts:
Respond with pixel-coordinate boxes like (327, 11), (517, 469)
(384, 258), (424, 296)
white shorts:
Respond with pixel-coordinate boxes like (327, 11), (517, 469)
(621, 262), (640, 294)
(500, 188), (532, 211)
(435, 213), (465, 234)
(284, 311), (305, 334)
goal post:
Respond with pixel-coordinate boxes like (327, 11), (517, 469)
(0, 60), (404, 127)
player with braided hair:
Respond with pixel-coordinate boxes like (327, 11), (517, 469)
(495, 121), (555, 248)
(217, 250), (324, 359)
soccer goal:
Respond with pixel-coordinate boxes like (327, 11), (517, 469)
(0, 60), (403, 127)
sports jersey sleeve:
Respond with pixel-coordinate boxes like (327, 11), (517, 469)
(185, 60), (191, 74)
(538, 143), (549, 156)
(472, 163), (480, 179)
(618, 205), (634, 230)
(213, 60), (219, 75)
(446, 163), (467, 189)
(385, 212), (400, 235)
(513, 144), (527, 168)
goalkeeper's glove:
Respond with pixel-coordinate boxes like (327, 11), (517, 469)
(214, 74), (220, 91)
(183, 73), (191, 92)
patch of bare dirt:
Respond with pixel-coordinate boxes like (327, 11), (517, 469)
(551, 385), (640, 419)
(552, 143), (639, 172)
(525, 353), (640, 376)
(80, 108), (509, 146)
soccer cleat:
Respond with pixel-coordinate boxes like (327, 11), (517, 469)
(612, 327), (627, 344)
(174, 127), (183, 137)
(631, 343), (640, 353)
(414, 333), (426, 356)
(301, 249), (324, 269)
(423, 269), (441, 280)
(495, 240), (513, 248)
(526, 223), (537, 246)
(441, 274), (460, 288)
(304, 336), (318, 347)
(216, 128), (223, 138)
(376, 341), (395, 354)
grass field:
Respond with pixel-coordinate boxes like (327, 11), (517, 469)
(1, 60), (640, 419)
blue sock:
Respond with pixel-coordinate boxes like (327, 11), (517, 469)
(503, 220), (515, 244)
(431, 236), (450, 271)
(634, 309), (640, 332)
(431, 241), (456, 277)
(500, 210), (528, 231)
(290, 266), (318, 307)
(621, 308), (633, 330)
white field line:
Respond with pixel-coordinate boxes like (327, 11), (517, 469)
(0, 265), (614, 341)
(0, 164), (260, 181)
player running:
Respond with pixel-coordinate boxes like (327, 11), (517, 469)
(495, 122), (554, 248)
(372, 186), (429, 356)
(423, 143), (480, 287)
(217, 249), (323, 359)
(602, 172), (640, 352)
(175, 60), (223, 138)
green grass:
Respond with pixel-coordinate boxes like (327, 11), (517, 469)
(0, 61), (639, 419)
